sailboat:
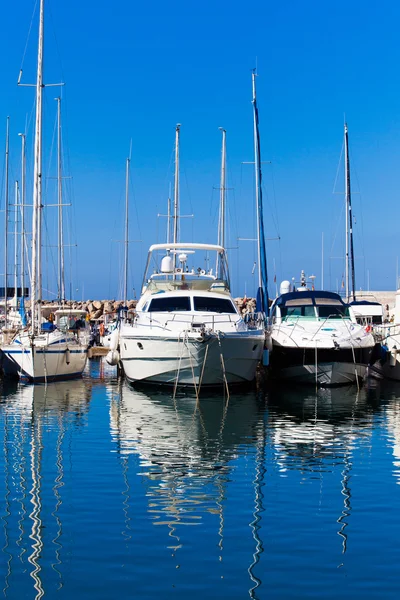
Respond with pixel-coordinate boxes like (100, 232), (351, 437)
(0, 0), (88, 382)
(268, 124), (376, 386)
(116, 121), (265, 388)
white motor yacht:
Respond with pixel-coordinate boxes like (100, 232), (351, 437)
(269, 279), (375, 386)
(117, 243), (265, 388)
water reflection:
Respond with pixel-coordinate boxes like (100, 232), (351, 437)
(0, 378), (92, 599)
(110, 382), (268, 592)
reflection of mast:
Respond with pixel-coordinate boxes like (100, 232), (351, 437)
(28, 417), (44, 599)
(248, 417), (266, 598)
(335, 391), (357, 558)
(336, 454), (352, 555)
(2, 408), (13, 595)
(51, 413), (66, 587)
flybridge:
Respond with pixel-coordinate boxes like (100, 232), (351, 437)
(141, 243), (231, 294)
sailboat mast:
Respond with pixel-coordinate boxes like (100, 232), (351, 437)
(14, 181), (19, 308)
(173, 124), (181, 247)
(19, 133), (26, 306)
(123, 154), (130, 305)
(344, 123), (356, 301)
(31, 0), (45, 333)
(167, 183), (171, 244)
(218, 128), (226, 250)
(4, 116), (10, 330)
(251, 70), (269, 315)
(56, 97), (65, 303)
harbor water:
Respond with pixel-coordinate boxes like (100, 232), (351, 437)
(1, 359), (400, 599)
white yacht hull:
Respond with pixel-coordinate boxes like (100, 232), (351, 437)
(0, 335), (87, 383)
(120, 331), (264, 386)
(269, 342), (374, 387)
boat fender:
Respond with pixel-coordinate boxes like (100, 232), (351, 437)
(65, 348), (71, 365)
(106, 350), (120, 366)
(87, 347), (93, 359)
(365, 325), (372, 333)
(265, 333), (273, 352)
(99, 323), (105, 337)
(109, 329), (120, 351)
(390, 346), (397, 367)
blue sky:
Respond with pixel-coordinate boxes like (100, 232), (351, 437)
(1, 0), (400, 300)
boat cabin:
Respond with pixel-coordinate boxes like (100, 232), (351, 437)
(270, 291), (350, 324)
(54, 309), (89, 332)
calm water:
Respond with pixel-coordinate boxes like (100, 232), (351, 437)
(1, 360), (400, 599)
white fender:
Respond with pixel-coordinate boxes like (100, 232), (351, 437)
(106, 350), (120, 366)
(109, 329), (120, 351)
(390, 347), (397, 367)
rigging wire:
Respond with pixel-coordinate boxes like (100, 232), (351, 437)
(19, 0), (39, 73)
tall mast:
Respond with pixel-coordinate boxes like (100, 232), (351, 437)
(173, 124), (181, 247)
(218, 128), (226, 249)
(19, 133), (26, 307)
(56, 97), (65, 303)
(123, 153), (130, 305)
(344, 123), (356, 301)
(216, 127), (226, 278)
(252, 70), (269, 315)
(13, 181), (19, 309)
(167, 183), (172, 244)
(4, 116), (10, 330)
(31, 0), (45, 334)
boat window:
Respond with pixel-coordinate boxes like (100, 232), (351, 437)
(193, 297), (236, 313)
(281, 306), (316, 318)
(318, 305), (348, 319)
(148, 297), (191, 312)
(315, 298), (343, 306)
(285, 298), (313, 306)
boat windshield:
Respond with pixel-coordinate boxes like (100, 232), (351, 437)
(317, 305), (349, 319)
(148, 296), (191, 312)
(281, 305), (316, 319)
(193, 297), (236, 314)
(279, 298), (350, 320)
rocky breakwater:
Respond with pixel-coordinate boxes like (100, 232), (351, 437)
(234, 297), (257, 316)
(29, 299), (138, 321)
(26, 297), (256, 320)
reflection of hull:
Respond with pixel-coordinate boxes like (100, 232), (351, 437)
(110, 383), (265, 462)
(1, 332), (87, 382)
(277, 362), (367, 386)
(266, 384), (375, 463)
(120, 331), (264, 386)
(270, 345), (372, 386)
